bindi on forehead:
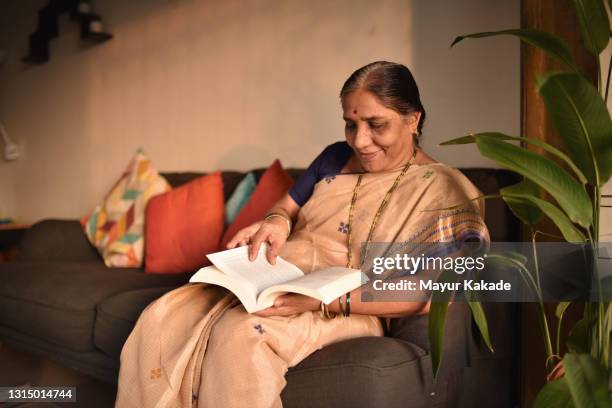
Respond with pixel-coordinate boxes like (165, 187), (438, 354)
(353, 109), (357, 114)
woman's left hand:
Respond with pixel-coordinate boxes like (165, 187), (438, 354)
(254, 294), (320, 317)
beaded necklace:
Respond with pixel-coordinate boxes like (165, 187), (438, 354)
(346, 148), (417, 269)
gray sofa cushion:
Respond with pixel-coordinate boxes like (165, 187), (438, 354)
(95, 286), (178, 358)
(0, 324), (119, 383)
(19, 219), (101, 262)
(282, 336), (441, 408)
(0, 262), (190, 352)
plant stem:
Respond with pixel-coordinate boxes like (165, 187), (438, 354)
(591, 190), (605, 365)
(606, 303), (611, 369)
(586, 227), (605, 366)
(487, 244), (557, 371)
(556, 310), (562, 357)
(598, 58), (602, 94)
(594, 186), (600, 243)
(538, 301), (554, 369)
(605, 53), (611, 103)
(531, 229), (541, 292)
(533, 230), (566, 241)
(530, 230), (556, 367)
(499, 253), (554, 364)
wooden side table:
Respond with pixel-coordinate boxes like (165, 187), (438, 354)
(0, 224), (30, 262)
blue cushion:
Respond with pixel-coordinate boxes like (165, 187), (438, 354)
(224, 172), (257, 226)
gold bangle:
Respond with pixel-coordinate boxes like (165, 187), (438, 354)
(264, 213), (292, 236)
(320, 301), (335, 319)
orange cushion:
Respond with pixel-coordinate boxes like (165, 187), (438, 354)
(145, 172), (225, 274)
(220, 160), (294, 249)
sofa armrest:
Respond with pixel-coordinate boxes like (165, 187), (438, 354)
(18, 219), (101, 262)
(283, 337), (438, 407)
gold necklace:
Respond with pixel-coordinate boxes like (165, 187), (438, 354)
(346, 149), (417, 269)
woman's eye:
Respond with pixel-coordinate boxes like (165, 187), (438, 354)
(345, 123), (356, 131)
(369, 122), (385, 130)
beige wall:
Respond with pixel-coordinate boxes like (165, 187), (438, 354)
(0, 0), (519, 223)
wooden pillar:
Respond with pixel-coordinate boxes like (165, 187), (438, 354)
(521, 0), (598, 148)
(520, 0), (598, 406)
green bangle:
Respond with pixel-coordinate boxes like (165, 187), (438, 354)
(344, 292), (350, 317)
(338, 295), (345, 316)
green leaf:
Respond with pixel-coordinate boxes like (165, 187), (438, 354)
(538, 72), (612, 186)
(442, 132), (588, 185)
(451, 29), (582, 74)
(490, 250), (528, 266)
(534, 378), (574, 408)
(439, 134), (476, 145)
(428, 269), (460, 379)
(428, 301), (448, 380)
(465, 296), (494, 352)
(563, 353), (612, 407)
(485, 252), (539, 295)
(500, 194), (587, 242)
(475, 135), (593, 228)
(556, 301), (572, 355)
(503, 196), (543, 227)
(556, 301), (572, 320)
(501, 180), (544, 226)
(571, 0), (610, 55)
(568, 318), (590, 354)
(422, 194), (497, 212)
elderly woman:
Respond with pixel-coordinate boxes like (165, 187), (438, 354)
(116, 61), (488, 407)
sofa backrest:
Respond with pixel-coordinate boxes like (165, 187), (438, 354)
(161, 167), (521, 242)
(162, 168), (306, 204)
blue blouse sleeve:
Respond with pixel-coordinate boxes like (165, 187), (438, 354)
(289, 141), (353, 207)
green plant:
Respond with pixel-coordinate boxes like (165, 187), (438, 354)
(429, 0), (612, 406)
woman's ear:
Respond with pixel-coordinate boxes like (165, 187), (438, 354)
(401, 112), (421, 133)
(408, 112), (421, 134)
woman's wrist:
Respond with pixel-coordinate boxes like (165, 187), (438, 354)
(326, 293), (350, 317)
(264, 212), (292, 236)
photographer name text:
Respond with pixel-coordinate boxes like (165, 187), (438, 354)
(372, 279), (511, 292)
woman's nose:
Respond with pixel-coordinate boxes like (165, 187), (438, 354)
(352, 127), (372, 150)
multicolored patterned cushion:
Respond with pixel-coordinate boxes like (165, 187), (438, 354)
(81, 149), (171, 267)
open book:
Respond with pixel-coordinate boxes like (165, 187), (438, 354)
(189, 244), (366, 313)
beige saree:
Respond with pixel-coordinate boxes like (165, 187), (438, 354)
(115, 163), (489, 408)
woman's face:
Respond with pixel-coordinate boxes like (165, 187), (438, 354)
(342, 89), (420, 173)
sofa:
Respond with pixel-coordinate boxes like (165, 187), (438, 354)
(0, 167), (521, 407)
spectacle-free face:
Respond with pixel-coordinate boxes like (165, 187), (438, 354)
(342, 89), (420, 173)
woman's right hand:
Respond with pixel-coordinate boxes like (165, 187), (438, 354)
(225, 217), (290, 265)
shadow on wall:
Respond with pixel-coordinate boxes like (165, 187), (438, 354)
(410, 0), (520, 168)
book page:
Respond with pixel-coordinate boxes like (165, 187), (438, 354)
(189, 265), (258, 312)
(206, 244), (304, 295)
(258, 267), (367, 306)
